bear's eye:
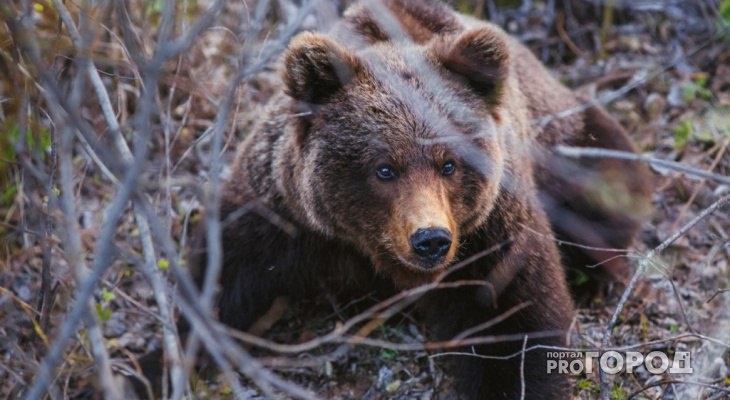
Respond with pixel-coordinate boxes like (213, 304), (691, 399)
(440, 161), (456, 177)
(375, 165), (397, 181)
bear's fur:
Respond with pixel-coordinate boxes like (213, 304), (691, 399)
(156, 1), (652, 399)
(338, 0), (653, 289)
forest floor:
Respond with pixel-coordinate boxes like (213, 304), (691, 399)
(1, 1), (729, 399)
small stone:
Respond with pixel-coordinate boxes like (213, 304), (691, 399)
(16, 285), (31, 302)
(103, 315), (127, 338)
(661, 317), (679, 329)
(118, 332), (146, 351)
(377, 366), (394, 389)
(704, 357), (728, 380)
(700, 265), (719, 291)
(618, 36), (641, 52)
(643, 93), (665, 120)
(667, 84), (685, 107)
(613, 100), (635, 112)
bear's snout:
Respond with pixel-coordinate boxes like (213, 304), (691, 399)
(410, 227), (452, 263)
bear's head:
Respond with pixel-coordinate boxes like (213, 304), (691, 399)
(281, 27), (511, 287)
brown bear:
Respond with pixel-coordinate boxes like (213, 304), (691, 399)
(147, 0), (652, 399)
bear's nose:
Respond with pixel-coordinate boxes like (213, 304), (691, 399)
(410, 228), (452, 260)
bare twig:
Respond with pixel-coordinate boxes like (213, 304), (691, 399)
(16, 4), (163, 398)
(519, 335), (528, 400)
(706, 288), (730, 303)
(668, 277), (696, 334)
(431, 332), (730, 361)
(555, 146), (730, 186)
(37, 115), (56, 335)
(555, 12), (583, 57)
(50, 1), (189, 395)
(134, 212), (186, 396)
(337, 329), (563, 352)
(453, 302), (533, 341)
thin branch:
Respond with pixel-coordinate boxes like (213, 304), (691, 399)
(134, 211), (186, 397)
(21, 6), (164, 397)
(519, 335), (528, 400)
(342, 330), (565, 352)
(37, 113), (57, 335)
(453, 302), (533, 341)
(706, 288), (730, 303)
(430, 332), (730, 361)
(668, 277), (696, 334)
(555, 146), (730, 186)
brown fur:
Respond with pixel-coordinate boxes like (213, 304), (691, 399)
(138, 1), (652, 399)
(343, 0), (653, 288)
(207, 12), (572, 398)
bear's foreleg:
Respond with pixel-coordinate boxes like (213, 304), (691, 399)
(418, 217), (573, 399)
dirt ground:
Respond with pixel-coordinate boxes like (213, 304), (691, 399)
(1, 0), (729, 399)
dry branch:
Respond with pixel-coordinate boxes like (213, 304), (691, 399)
(556, 146), (730, 186)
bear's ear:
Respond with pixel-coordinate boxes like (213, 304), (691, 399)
(433, 27), (509, 102)
(283, 33), (362, 104)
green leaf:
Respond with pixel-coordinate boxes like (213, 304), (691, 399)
(101, 288), (116, 303)
(704, 108), (730, 138)
(673, 119), (693, 149)
(96, 303), (112, 321)
(379, 349), (397, 360)
(158, 258), (169, 269)
(576, 379), (599, 392)
(681, 85), (695, 103)
(682, 79), (713, 102)
(3, 123), (19, 160)
(693, 74), (708, 88)
(145, 0), (165, 16)
(39, 128), (52, 152)
(570, 269), (590, 287)
(721, 0), (730, 26)
(2, 184), (17, 207)
(610, 382), (627, 400)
